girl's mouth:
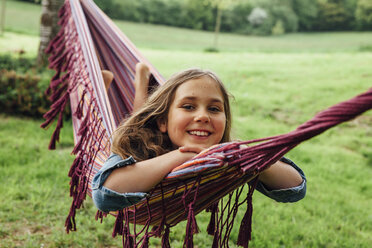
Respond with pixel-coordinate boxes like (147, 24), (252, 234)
(188, 130), (210, 137)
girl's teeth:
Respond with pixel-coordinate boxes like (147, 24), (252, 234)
(190, 131), (208, 136)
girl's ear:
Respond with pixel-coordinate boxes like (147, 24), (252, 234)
(157, 118), (167, 133)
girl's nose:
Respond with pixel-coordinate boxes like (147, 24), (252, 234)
(194, 112), (210, 123)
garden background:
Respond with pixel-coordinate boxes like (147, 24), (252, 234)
(0, 0), (371, 247)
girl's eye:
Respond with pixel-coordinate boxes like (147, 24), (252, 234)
(182, 105), (194, 110)
(209, 106), (222, 112)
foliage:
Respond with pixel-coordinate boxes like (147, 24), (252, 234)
(14, 0), (41, 4)
(244, 0), (298, 35)
(220, 2), (253, 33)
(355, 0), (372, 30)
(315, 0), (356, 30)
(270, 4), (298, 33)
(248, 7), (268, 26)
(292, 0), (318, 31)
(0, 54), (57, 118)
(271, 20), (285, 35)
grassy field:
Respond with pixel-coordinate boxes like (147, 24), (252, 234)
(1, 0), (372, 247)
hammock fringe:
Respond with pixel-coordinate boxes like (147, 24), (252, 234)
(237, 178), (258, 248)
(206, 202), (218, 235)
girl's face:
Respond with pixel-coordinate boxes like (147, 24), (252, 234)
(158, 76), (226, 150)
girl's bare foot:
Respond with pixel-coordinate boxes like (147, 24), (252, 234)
(102, 70), (114, 91)
(133, 63), (150, 112)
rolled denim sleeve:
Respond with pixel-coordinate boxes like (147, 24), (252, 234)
(92, 154), (148, 212)
(255, 157), (306, 203)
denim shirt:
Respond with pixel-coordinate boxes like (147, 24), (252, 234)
(92, 154), (306, 213)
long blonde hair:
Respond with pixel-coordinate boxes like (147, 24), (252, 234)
(111, 68), (232, 161)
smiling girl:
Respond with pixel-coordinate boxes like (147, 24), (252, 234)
(92, 64), (306, 213)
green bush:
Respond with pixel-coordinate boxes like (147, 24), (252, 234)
(292, 0), (318, 31)
(0, 54), (60, 118)
(355, 0), (372, 30)
(14, 0), (41, 4)
(221, 2), (253, 33)
(271, 20), (285, 35)
(245, 0), (298, 35)
(270, 4), (298, 33)
(0, 53), (35, 72)
(315, 1), (353, 30)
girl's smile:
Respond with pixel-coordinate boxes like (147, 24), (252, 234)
(158, 76), (226, 150)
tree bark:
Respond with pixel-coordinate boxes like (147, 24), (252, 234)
(0, 0), (6, 36)
(37, 0), (64, 66)
(213, 6), (222, 50)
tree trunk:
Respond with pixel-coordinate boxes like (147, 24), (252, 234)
(0, 0), (6, 36)
(213, 6), (222, 50)
(37, 0), (64, 66)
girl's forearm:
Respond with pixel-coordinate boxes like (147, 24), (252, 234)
(258, 160), (303, 190)
(103, 149), (195, 193)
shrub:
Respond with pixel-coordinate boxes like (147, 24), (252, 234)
(270, 5), (298, 33)
(222, 2), (253, 33)
(248, 7), (268, 26)
(292, 0), (318, 31)
(315, 1), (352, 30)
(0, 53), (35, 72)
(271, 20), (285, 35)
(355, 0), (372, 30)
(245, 0), (298, 35)
(0, 54), (64, 118)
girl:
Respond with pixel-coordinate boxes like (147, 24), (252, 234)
(92, 64), (306, 213)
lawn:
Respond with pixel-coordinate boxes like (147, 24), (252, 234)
(0, 1), (372, 247)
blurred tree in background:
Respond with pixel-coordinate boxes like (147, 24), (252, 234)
(355, 0), (372, 30)
(292, 0), (318, 31)
(37, 0), (64, 66)
(16, 0), (372, 36)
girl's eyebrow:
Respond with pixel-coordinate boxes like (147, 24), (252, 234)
(180, 96), (223, 103)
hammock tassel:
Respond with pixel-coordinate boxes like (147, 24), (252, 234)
(45, 70), (61, 95)
(237, 179), (258, 248)
(49, 49), (69, 69)
(184, 203), (199, 248)
(123, 228), (134, 248)
(72, 113), (90, 154)
(50, 81), (68, 103)
(65, 205), (76, 233)
(206, 202), (218, 235)
(74, 89), (87, 119)
(112, 210), (124, 238)
(153, 215), (166, 237)
(211, 229), (219, 248)
(48, 95), (67, 150)
(95, 210), (105, 223)
(140, 234), (149, 248)
(40, 89), (68, 129)
(161, 224), (171, 248)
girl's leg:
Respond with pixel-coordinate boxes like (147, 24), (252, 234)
(101, 63), (150, 112)
(133, 62), (150, 112)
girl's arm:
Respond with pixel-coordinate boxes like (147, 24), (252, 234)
(258, 160), (303, 190)
(103, 148), (200, 194)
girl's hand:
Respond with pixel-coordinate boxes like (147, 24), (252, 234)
(178, 146), (204, 154)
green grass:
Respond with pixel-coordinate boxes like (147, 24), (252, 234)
(1, 0), (372, 247)
(0, 32), (39, 57)
(2, 0), (41, 36)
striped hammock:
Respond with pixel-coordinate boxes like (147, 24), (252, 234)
(41, 0), (372, 247)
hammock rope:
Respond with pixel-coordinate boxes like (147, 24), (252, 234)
(42, 0), (372, 247)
